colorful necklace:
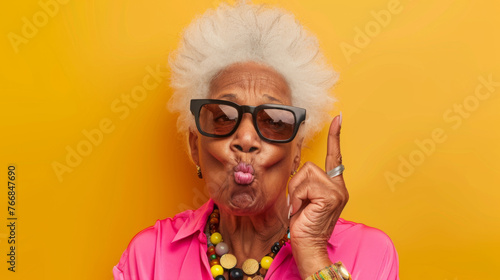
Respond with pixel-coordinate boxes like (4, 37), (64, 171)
(205, 205), (290, 280)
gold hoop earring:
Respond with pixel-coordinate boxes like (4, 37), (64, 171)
(196, 165), (203, 179)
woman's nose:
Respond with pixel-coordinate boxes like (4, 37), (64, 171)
(231, 114), (261, 153)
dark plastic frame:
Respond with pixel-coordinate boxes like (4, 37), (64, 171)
(190, 99), (306, 143)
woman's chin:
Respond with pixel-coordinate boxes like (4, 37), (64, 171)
(228, 192), (257, 214)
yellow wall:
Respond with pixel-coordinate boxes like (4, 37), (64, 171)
(1, 0), (499, 279)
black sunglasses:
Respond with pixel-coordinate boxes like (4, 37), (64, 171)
(190, 99), (306, 143)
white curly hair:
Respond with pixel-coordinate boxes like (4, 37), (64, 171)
(168, 1), (338, 146)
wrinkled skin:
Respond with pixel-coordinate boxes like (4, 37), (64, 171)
(189, 62), (348, 279)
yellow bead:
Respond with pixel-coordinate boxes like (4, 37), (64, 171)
(210, 232), (223, 245)
(211, 264), (224, 277)
(260, 256), (273, 270)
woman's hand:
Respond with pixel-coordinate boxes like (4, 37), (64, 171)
(288, 114), (349, 279)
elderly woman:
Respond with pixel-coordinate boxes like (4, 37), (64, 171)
(113, 2), (398, 280)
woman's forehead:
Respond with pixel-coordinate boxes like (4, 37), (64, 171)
(209, 62), (291, 105)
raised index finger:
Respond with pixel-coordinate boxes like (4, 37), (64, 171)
(325, 113), (342, 172)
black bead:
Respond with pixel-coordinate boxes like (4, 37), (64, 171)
(229, 268), (244, 280)
(271, 242), (281, 254)
(215, 276), (225, 280)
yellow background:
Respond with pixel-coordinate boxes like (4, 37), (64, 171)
(1, 0), (499, 279)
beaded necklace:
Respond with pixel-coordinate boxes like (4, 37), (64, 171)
(205, 205), (290, 280)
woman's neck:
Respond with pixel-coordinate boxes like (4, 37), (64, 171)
(216, 197), (289, 265)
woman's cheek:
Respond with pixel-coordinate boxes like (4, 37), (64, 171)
(201, 139), (225, 160)
(257, 145), (292, 170)
(255, 147), (293, 189)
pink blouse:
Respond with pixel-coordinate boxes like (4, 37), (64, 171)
(113, 199), (399, 279)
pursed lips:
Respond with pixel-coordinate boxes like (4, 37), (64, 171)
(233, 162), (255, 185)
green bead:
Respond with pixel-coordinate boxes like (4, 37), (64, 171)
(210, 254), (217, 260)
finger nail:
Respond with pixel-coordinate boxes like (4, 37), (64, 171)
(339, 111), (343, 129)
(287, 194), (290, 207)
(288, 205), (293, 219)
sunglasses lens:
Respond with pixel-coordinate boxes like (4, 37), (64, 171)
(199, 104), (238, 135)
(256, 108), (295, 141)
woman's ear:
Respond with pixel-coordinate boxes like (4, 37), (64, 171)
(189, 130), (200, 166)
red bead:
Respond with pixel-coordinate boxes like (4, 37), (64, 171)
(213, 209), (219, 213)
(210, 217), (219, 224)
(210, 259), (220, 266)
(207, 246), (216, 255)
(259, 267), (268, 276)
(210, 213), (219, 219)
(266, 252), (275, 259)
